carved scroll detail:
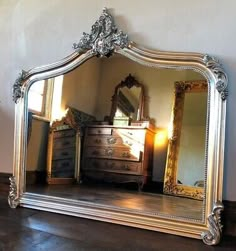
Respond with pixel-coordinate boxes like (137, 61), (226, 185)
(73, 8), (129, 57)
(201, 201), (224, 245)
(8, 176), (19, 208)
(204, 55), (228, 101)
(12, 70), (28, 103)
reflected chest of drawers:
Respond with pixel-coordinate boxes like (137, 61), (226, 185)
(47, 125), (80, 184)
(81, 125), (155, 190)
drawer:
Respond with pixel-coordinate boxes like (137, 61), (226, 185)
(85, 146), (141, 161)
(52, 159), (75, 171)
(53, 137), (75, 149)
(53, 147), (75, 160)
(87, 127), (112, 135)
(84, 135), (144, 150)
(84, 159), (142, 174)
(53, 129), (76, 139)
(113, 129), (145, 143)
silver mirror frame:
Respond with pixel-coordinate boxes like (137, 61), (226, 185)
(9, 8), (227, 246)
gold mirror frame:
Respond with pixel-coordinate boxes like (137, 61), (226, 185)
(9, 8), (227, 246)
(110, 74), (145, 123)
(163, 80), (208, 200)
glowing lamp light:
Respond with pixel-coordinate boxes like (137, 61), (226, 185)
(155, 129), (168, 147)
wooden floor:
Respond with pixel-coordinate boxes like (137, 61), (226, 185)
(27, 183), (203, 220)
(0, 194), (235, 251)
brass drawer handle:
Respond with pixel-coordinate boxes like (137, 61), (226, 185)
(122, 165), (130, 171)
(105, 149), (113, 156)
(122, 152), (130, 158)
(107, 137), (117, 144)
(94, 139), (102, 144)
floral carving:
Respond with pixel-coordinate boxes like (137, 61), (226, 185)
(204, 55), (228, 100)
(73, 8), (129, 57)
(8, 176), (19, 208)
(13, 70), (28, 103)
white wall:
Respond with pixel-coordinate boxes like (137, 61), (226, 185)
(61, 57), (101, 115)
(0, 0), (235, 201)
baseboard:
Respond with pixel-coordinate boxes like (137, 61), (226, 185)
(0, 172), (235, 236)
(26, 170), (47, 185)
(222, 200), (236, 237)
(0, 172), (10, 195)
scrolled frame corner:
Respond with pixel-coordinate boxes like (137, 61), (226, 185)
(8, 176), (20, 209)
(12, 70), (28, 104)
(201, 201), (224, 245)
(203, 54), (228, 101)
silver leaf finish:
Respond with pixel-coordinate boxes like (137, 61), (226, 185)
(204, 55), (228, 100)
(201, 201), (224, 245)
(8, 176), (19, 209)
(12, 70), (28, 103)
(73, 8), (129, 57)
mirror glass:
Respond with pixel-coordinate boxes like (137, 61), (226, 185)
(111, 74), (144, 124)
(26, 54), (207, 221)
(115, 86), (141, 120)
(177, 92), (207, 187)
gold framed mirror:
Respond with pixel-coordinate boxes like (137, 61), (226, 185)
(163, 80), (208, 200)
(9, 8), (227, 246)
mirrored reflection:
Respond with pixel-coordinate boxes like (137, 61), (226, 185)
(26, 54), (207, 221)
(177, 92), (207, 187)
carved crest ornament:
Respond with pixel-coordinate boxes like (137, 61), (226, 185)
(9, 8), (227, 246)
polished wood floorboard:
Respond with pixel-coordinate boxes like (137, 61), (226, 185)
(0, 195), (236, 251)
(26, 183), (203, 220)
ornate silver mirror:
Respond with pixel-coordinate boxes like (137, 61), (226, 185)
(9, 8), (227, 246)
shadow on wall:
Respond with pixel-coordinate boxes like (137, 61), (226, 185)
(152, 129), (168, 182)
(0, 107), (14, 173)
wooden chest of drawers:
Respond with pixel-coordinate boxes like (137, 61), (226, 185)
(81, 125), (155, 190)
(47, 126), (80, 184)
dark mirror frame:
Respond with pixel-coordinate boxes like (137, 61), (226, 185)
(110, 74), (145, 123)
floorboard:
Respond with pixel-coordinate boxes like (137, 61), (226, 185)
(26, 183), (203, 220)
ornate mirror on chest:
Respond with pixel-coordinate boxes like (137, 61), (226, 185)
(10, 8), (227, 245)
